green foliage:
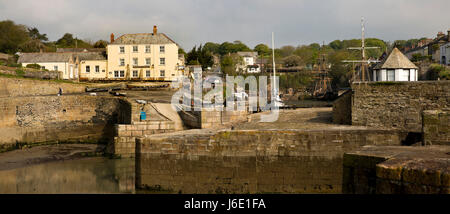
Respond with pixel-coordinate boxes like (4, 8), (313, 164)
(28, 27), (48, 41)
(282, 55), (303, 67)
(93, 40), (108, 48)
(220, 54), (243, 76)
(186, 44), (213, 70)
(178, 47), (186, 55)
(6, 61), (21, 67)
(440, 69), (450, 80)
(203, 42), (220, 54)
(56, 33), (92, 48)
(411, 53), (432, 62)
(428, 64), (449, 80)
(26, 63), (41, 69)
(279, 45), (295, 57)
(15, 68), (25, 76)
(254, 44), (270, 56)
(217, 41), (251, 55)
(0, 20), (30, 54)
(279, 72), (313, 89)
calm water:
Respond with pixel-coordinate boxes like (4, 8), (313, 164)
(0, 157), (135, 194)
(0, 155), (343, 194)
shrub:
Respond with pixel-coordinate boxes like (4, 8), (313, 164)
(25, 63), (41, 69)
(15, 68), (25, 76)
(6, 62), (21, 67)
(439, 69), (450, 80)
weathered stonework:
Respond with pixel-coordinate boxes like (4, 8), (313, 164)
(135, 128), (405, 193)
(108, 121), (176, 158)
(332, 90), (352, 125)
(423, 109), (450, 145)
(0, 77), (86, 97)
(0, 95), (130, 150)
(343, 145), (450, 194)
(351, 81), (450, 132)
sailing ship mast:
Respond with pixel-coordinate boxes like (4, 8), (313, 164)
(271, 32), (283, 107)
(343, 17), (380, 82)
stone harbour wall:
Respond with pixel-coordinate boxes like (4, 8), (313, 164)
(200, 109), (248, 129)
(332, 90), (352, 125)
(352, 81), (450, 132)
(0, 76), (86, 97)
(135, 128), (406, 193)
(343, 146), (450, 194)
(0, 95), (130, 150)
(108, 121), (176, 158)
(422, 109), (450, 145)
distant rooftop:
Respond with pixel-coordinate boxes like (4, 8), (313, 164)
(18, 52), (106, 63)
(56, 48), (105, 53)
(111, 33), (177, 45)
(375, 48), (418, 70)
(237, 51), (258, 57)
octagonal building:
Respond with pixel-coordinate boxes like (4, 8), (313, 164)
(373, 48), (419, 81)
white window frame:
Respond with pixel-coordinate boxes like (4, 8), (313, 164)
(160, 57), (165, 65)
(133, 70), (138, 77)
(133, 58), (138, 66)
(114, 70), (119, 78)
(146, 70), (151, 77)
(95, 65), (100, 73)
(133, 46), (138, 53)
(119, 70), (125, 77)
(160, 45), (165, 53)
(119, 46), (125, 54)
(54, 66), (58, 71)
(160, 70), (165, 77)
(119, 58), (125, 66)
(387, 69), (395, 81)
(145, 58), (151, 65)
(145, 45), (151, 53)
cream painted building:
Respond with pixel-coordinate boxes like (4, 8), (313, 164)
(18, 52), (76, 80)
(18, 52), (108, 80)
(77, 52), (108, 81)
(107, 26), (183, 81)
(18, 26), (184, 81)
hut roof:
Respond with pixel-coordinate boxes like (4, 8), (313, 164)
(375, 48), (418, 70)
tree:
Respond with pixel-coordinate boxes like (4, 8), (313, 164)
(254, 44), (270, 56)
(0, 20), (30, 54)
(185, 45), (213, 70)
(28, 27), (48, 41)
(57, 33), (75, 47)
(329, 40), (343, 50)
(203, 42), (220, 54)
(178, 47), (186, 55)
(282, 55), (303, 67)
(93, 40), (108, 48)
(279, 45), (295, 57)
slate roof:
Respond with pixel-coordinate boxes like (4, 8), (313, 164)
(18, 52), (74, 63)
(56, 48), (105, 53)
(111, 33), (177, 45)
(374, 48), (418, 70)
(237, 51), (258, 57)
(17, 52), (106, 63)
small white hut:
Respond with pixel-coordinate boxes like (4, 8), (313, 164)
(373, 48), (419, 82)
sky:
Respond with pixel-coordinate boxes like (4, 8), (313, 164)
(0, 0), (449, 50)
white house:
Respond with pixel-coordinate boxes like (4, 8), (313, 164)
(237, 51), (261, 73)
(372, 48), (418, 82)
(440, 42), (450, 65)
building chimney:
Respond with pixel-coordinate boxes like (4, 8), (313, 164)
(110, 33), (115, 43)
(153, 25), (157, 35)
(448, 29), (450, 42)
